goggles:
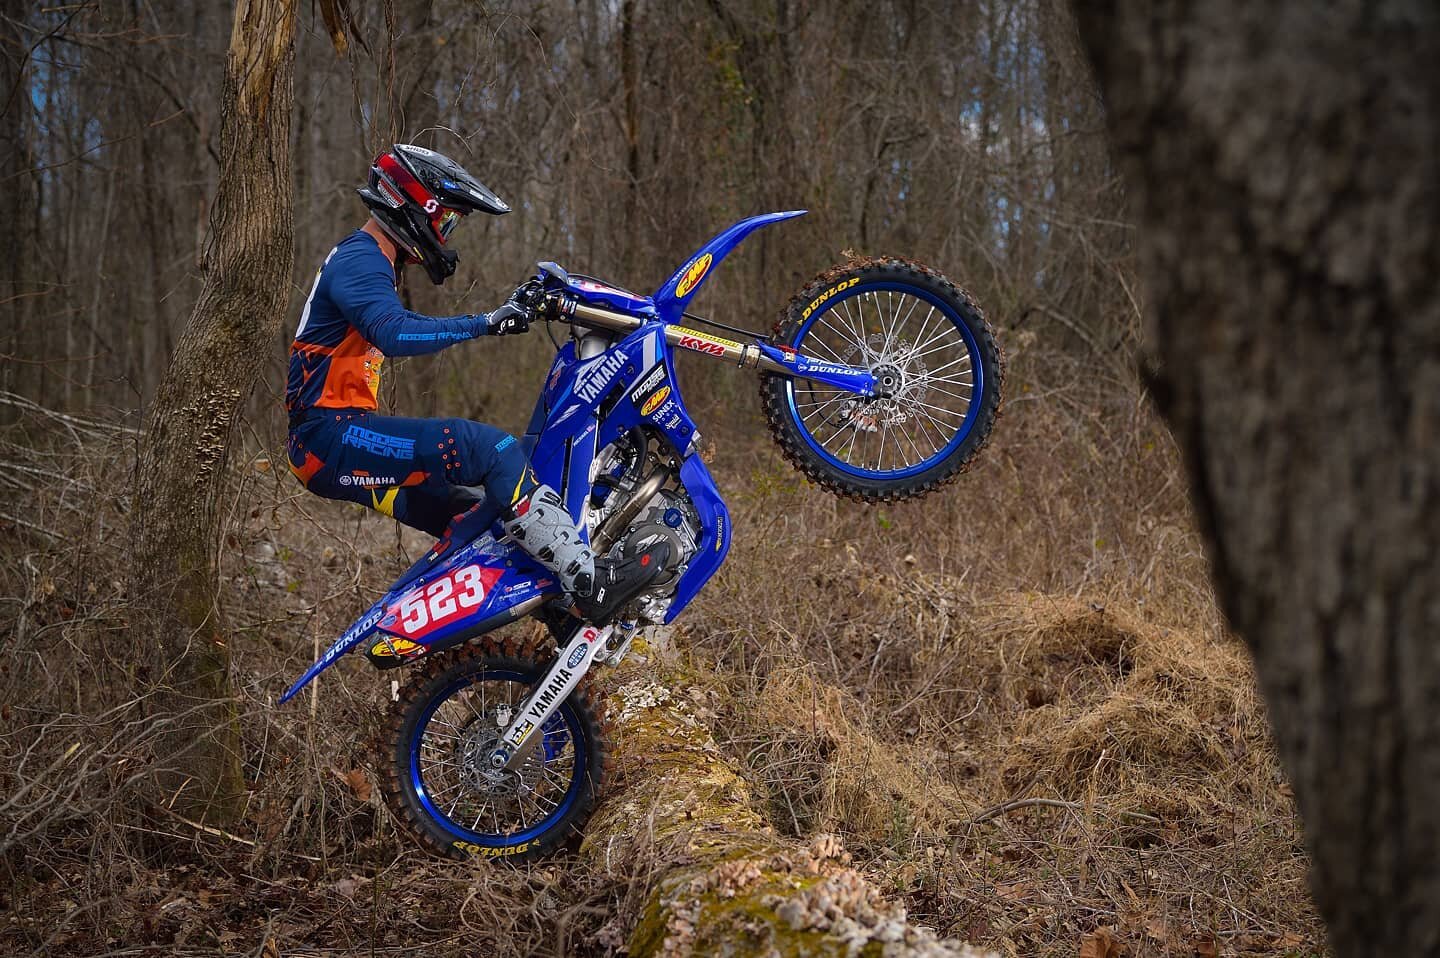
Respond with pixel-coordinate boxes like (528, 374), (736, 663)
(437, 208), (461, 241)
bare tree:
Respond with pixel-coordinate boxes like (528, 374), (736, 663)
(1071, 2), (1440, 953)
(128, 0), (300, 822)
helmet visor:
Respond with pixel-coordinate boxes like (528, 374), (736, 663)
(437, 208), (461, 242)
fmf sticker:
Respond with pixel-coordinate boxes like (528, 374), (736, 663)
(387, 564), (503, 640)
(675, 253), (713, 298)
(640, 386), (671, 416)
(369, 637), (424, 658)
(801, 277), (860, 320)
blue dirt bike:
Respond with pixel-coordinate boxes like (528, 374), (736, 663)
(279, 210), (1002, 860)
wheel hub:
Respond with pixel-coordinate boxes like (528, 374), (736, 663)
(873, 362), (903, 399)
(455, 716), (542, 796)
(843, 336), (928, 428)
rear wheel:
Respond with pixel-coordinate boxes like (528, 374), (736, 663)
(761, 258), (1002, 501)
(380, 633), (608, 861)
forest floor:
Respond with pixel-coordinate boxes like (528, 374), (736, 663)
(0, 342), (1326, 957)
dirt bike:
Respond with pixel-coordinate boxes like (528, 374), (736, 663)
(278, 210), (1002, 860)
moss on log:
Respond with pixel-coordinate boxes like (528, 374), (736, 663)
(582, 640), (993, 958)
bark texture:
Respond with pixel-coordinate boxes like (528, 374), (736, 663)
(1070, 2), (1440, 953)
(0, 0), (34, 402)
(128, 0), (299, 822)
(585, 641), (992, 958)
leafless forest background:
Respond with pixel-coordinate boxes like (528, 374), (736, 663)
(2, 1), (1323, 956)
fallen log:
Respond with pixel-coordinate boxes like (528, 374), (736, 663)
(582, 639), (993, 958)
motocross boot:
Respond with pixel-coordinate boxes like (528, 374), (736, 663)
(503, 484), (669, 625)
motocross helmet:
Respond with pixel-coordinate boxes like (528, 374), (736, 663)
(357, 144), (510, 285)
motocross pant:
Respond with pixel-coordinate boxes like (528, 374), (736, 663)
(286, 410), (536, 538)
(287, 410), (599, 595)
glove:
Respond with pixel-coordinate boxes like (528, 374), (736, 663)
(485, 299), (531, 337)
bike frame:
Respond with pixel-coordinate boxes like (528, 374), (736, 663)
(280, 211), (877, 762)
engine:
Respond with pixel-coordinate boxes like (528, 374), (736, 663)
(617, 488), (701, 587)
(586, 436), (702, 622)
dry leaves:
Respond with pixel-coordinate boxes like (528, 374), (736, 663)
(342, 767), (371, 803)
(1079, 927), (1126, 958)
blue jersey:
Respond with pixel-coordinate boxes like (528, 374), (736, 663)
(285, 230), (487, 414)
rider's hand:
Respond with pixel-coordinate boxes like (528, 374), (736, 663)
(486, 299), (532, 336)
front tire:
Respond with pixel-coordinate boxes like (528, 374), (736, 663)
(380, 633), (608, 861)
(761, 257), (1003, 501)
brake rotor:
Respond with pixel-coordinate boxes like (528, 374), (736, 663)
(455, 711), (544, 797)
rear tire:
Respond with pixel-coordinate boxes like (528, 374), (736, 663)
(380, 633), (608, 862)
(760, 257), (1002, 501)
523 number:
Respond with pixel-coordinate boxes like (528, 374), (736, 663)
(395, 565), (493, 636)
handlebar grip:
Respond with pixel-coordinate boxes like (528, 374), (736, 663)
(543, 290), (577, 322)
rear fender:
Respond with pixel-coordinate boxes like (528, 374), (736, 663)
(277, 534), (560, 704)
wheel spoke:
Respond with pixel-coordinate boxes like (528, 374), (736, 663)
(800, 396), (849, 423)
(922, 353), (975, 378)
(915, 383), (974, 405)
(819, 313), (868, 358)
(922, 373), (974, 388)
(906, 330), (966, 364)
(837, 298), (872, 358)
(804, 335), (848, 363)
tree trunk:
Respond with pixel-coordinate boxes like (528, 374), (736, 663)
(0, 0), (34, 407)
(1070, 3), (1440, 954)
(128, 0), (299, 823)
(585, 642), (993, 957)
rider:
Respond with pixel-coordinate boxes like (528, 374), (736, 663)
(285, 144), (664, 625)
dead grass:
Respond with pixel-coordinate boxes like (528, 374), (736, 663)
(0, 337), (1325, 956)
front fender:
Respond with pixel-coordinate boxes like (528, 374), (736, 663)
(653, 211), (806, 323)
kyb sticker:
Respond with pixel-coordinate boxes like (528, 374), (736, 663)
(674, 328), (740, 357)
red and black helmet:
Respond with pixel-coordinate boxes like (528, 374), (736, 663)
(357, 144), (510, 285)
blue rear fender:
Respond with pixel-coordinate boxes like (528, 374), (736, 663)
(278, 535), (559, 704)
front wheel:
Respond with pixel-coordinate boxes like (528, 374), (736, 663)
(380, 634), (608, 861)
(760, 258), (1003, 501)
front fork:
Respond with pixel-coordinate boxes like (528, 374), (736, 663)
(490, 619), (640, 772)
